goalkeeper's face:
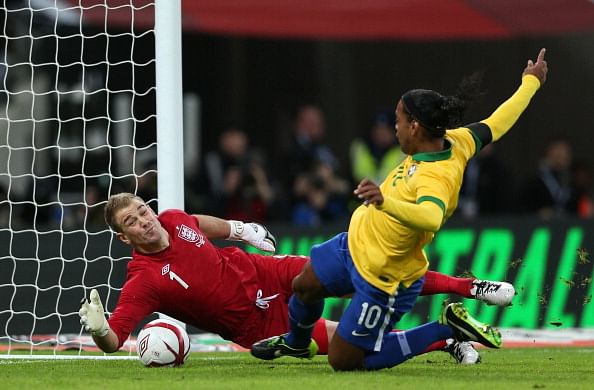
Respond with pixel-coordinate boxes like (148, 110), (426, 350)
(114, 199), (167, 252)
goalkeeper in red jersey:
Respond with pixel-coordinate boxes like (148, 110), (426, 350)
(79, 192), (513, 364)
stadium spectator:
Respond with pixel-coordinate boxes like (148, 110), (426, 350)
(350, 111), (405, 184)
(252, 49), (548, 371)
(520, 139), (575, 218)
(79, 193), (513, 364)
(570, 160), (594, 219)
(286, 104), (340, 174)
(202, 127), (275, 222)
(277, 104), (346, 219)
(458, 143), (511, 218)
(291, 162), (350, 227)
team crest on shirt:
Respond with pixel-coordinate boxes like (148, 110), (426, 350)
(176, 224), (205, 247)
(407, 164), (417, 177)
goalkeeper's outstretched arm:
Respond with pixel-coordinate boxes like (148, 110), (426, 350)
(193, 214), (277, 253)
(92, 328), (119, 353)
(79, 289), (119, 353)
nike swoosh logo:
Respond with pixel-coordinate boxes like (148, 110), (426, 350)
(450, 322), (478, 342)
(351, 330), (370, 337)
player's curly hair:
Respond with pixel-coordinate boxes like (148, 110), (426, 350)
(104, 192), (143, 232)
(401, 72), (484, 138)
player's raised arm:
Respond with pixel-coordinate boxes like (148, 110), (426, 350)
(523, 48), (548, 84)
(477, 48), (548, 144)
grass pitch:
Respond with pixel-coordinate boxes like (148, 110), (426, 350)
(2, 348), (594, 389)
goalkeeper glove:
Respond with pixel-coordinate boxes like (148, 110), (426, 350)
(227, 220), (277, 253)
(79, 289), (110, 337)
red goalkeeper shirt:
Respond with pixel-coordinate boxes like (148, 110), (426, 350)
(107, 209), (306, 349)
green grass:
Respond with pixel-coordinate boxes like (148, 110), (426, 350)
(2, 348), (594, 389)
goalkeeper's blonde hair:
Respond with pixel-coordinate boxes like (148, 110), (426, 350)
(104, 193), (144, 232)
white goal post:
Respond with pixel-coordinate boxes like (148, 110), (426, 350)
(0, 0), (185, 358)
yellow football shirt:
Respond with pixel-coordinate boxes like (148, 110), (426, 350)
(347, 75), (541, 295)
(348, 129), (475, 294)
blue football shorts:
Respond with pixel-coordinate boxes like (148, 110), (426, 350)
(310, 232), (424, 352)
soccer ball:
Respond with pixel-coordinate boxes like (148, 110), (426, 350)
(136, 318), (190, 367)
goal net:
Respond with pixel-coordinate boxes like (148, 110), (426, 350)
(0, 0), (159, 358)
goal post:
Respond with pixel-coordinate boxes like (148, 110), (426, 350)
(155, 0), (184, 211)
(153, 0), (186, 328)
(0, 0), (185, 358)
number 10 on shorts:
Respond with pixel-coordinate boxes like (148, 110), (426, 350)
(357, 302), (382, 329)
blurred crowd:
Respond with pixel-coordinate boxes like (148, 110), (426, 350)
(183, 105), (593, 226)
(2, 102), (593, 230)
(187, 105), (352, 227)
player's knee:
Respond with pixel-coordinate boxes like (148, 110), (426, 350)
(328, 353), (364, 371)
(328, 332), (366, 371)
(292, 264), (324, 303)
(292, 277), (321, 303)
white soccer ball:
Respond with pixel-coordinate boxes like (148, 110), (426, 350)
(136, 318), (190, 367)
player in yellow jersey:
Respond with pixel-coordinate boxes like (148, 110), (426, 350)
(252, 49), (548, 370)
